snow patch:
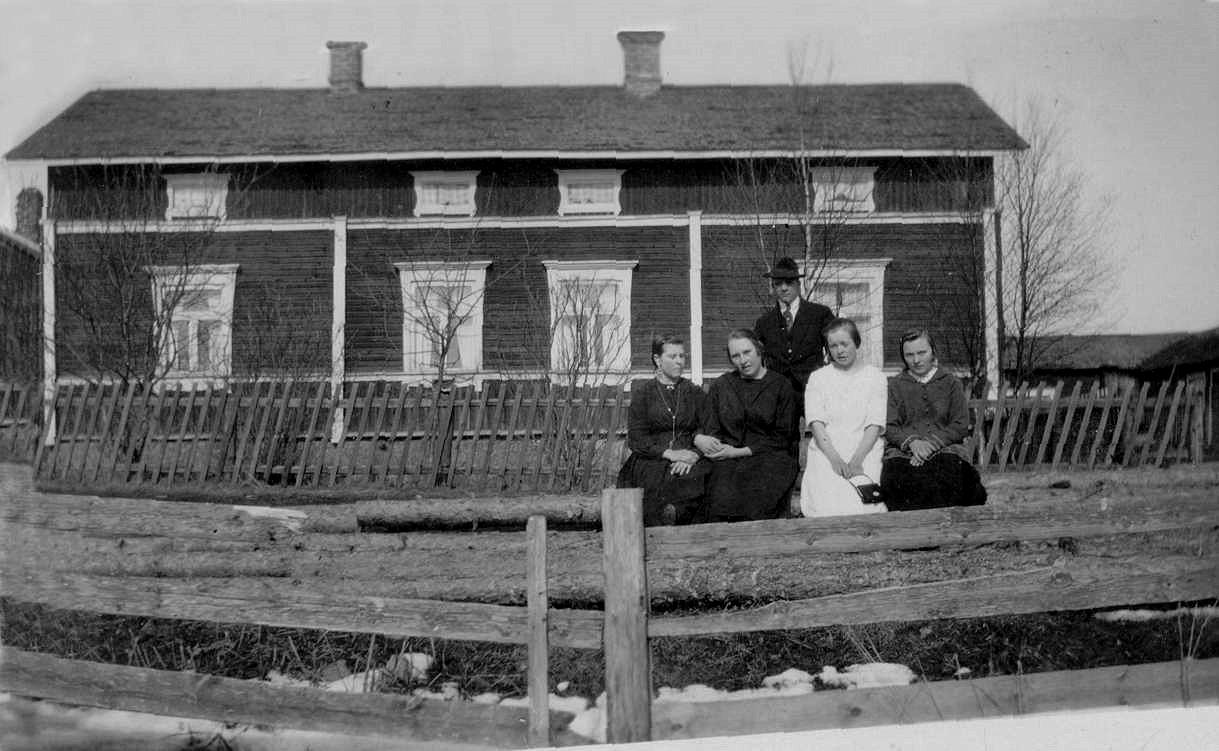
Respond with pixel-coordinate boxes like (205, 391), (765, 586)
(1095, 606), (1219, 623)
(233, 505), (307, 532)
(384, 652), (433, 681)
(817, 663), (916, 689)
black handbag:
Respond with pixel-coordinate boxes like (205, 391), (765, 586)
(848, 474), (884, 504)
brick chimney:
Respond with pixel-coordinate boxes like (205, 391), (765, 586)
(326, 41), (367, 93)
(617, 31), (664, 97)
(15, 187), (43, 245)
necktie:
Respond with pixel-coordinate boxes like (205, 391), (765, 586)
(783, 304), (793, 330)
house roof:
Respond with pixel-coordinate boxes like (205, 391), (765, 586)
(6, 83), (1025, 162)
(1004, 333), (1190, 371)
(1138, 327), (1219, 371)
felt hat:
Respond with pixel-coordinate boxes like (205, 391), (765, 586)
(763, 257), (803, 281)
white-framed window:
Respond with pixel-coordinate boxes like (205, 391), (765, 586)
(808, 166), (877, 213)
(164, 173), (230, 220)
(410, 171), (479, 216)
(806, 258), (891, 368)
(555, 169), (625, 216)
(148, 264), (239, 377)
(394, 260), (491, 376)
(543, 260), (637, 379)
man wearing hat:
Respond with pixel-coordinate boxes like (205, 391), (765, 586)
(753, 256), (835, 402)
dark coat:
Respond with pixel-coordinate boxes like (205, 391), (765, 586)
(753, 299), (835, 394)
(884, 368), (972, 461)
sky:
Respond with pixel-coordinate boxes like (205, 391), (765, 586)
(1, 0), (1216, 335)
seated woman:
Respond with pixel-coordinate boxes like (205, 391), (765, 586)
(617, 335), (711, 525)
(882, 329), (987, 511)
(694, 329), (800, 522)
(800, 318), (888, 517)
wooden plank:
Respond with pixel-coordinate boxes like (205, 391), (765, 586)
(514, 381), (545, 491)
(1, 568), (603, 650)
(115, 385), (151, 484)
(309, 381), (339, 488)
(570, 388), (603, 492)
(246, 380), (281, 482)
(75, 381), (110, 484)
(1138, 381), (1172, 467)
(367, 381), (393, 483)
(98, 382), (136, 484)
(477, 383), (509, 491)
(295, 380), (327, 488)
(598, 388), (627, 489)
(31, 385), (60, 479)
(1085, 385), (1117, 470)
(5, 383), (30, 455)
(1033, 380), (1064, 466)
(532, 385), (560, 492)
(380, 384), (408, 487)
(648, 556), (1219, 638)
(650, 658), (1219, 741)
(134, 384), (170, 485)
(600, 487), (650, 743)
(1101, 384), (1134, 468)
(498, 382), (529, 491)
(1191, 382), (1206, 464)
(202, 384), (234, 483)
(183, 383), (213, 485)
(1122, 382), (1153, 467)
(462, 383), (493, 487)
(1049, 381), (1082, 470)
(227, 382), (259, 483)
(979, 384), (1007, 467)
(996, 381), (1028, 470)
(1013, 380), (1044, 467)
(349, 380), (379, 483)
(164, 386), (198, 486)
(0, 383), (13, 449)
(259, 377), (295, 482)
(0, 647), (569, 748)
(526, 515), (550, 747)
(428, 387), (455, 488)
(57, 383), (87, 483)
(1153, 381), (1187, 468)
(395, 385), (420, 488)
(445, 386), (475, 488)
(329, 381), (361, 486)
(1069, 381), (1100, 467)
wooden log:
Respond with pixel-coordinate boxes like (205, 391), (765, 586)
(526, 515), (550, 747)
(0, 647), (570, 748)
(650, 658), (1219, 741)
(648, 555), (1219, 637)
(0, 568), (604, 649)
(353, 496), (601, 528)
(600, 487), (650, 743)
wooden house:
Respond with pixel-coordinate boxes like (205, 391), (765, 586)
(4, 33), (1024, 400)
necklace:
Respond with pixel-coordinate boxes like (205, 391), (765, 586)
(655, 378), (681, 449)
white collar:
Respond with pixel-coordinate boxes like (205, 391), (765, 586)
(912, 366), (938, 384)
(780, 297), (801, 319)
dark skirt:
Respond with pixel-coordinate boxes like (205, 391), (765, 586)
(705, 451), (799, 522)
(881, 453), (987, 511)
(617, 454), (712, 525)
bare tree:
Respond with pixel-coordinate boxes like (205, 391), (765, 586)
(998, 100), (1115, 384)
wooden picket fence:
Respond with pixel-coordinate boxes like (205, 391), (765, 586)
(2, 470), (1217, 746)
(0, 380), (41, 463)
(969, 379), (1206, 470)
(29, 376), (1206, 488)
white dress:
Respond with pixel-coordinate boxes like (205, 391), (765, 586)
(800, 363), (888, 517)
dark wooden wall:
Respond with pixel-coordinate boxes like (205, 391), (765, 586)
(0, 236), (41, 382)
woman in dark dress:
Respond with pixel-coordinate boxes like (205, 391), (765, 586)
(617, 335), (711, 525)
(882, 328), (987, 510)
(694, 329), (800, 522)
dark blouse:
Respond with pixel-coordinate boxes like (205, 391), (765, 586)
(699, 369), (799, 456)
(627, 378), (705, 458)
(885, 368), (972, 461)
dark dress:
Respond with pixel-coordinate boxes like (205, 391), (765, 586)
(881, 369), (987, 511)
(698, 369), (800, 522)
(753, 299), (835, 398)
(617, 378), (711, 525)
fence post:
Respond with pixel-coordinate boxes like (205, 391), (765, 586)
(600, 487), (650, 743)
(526, 514), (550, 747)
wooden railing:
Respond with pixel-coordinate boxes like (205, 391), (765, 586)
(0, 380), (40, 463)
(29, 376), (1206, 488)
(2, 469), (1216, 745)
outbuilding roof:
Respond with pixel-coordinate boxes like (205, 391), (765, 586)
(6, 83), (1025, 162)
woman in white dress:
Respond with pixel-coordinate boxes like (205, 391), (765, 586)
(800, 318), (888, 517)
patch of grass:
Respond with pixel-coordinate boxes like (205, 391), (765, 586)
(5, 598), (1215, 701)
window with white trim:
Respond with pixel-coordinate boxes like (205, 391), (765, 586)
(410, 171), (479, 216)
(543, 260), (636, 379)
(395, 261), (490, 375)
(555, 170), (624, 215)
(148, 264), (239, 377)
(806, 258), (891, 368)
(808, 166), (876, 213)
(164, 173), (229, 220)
